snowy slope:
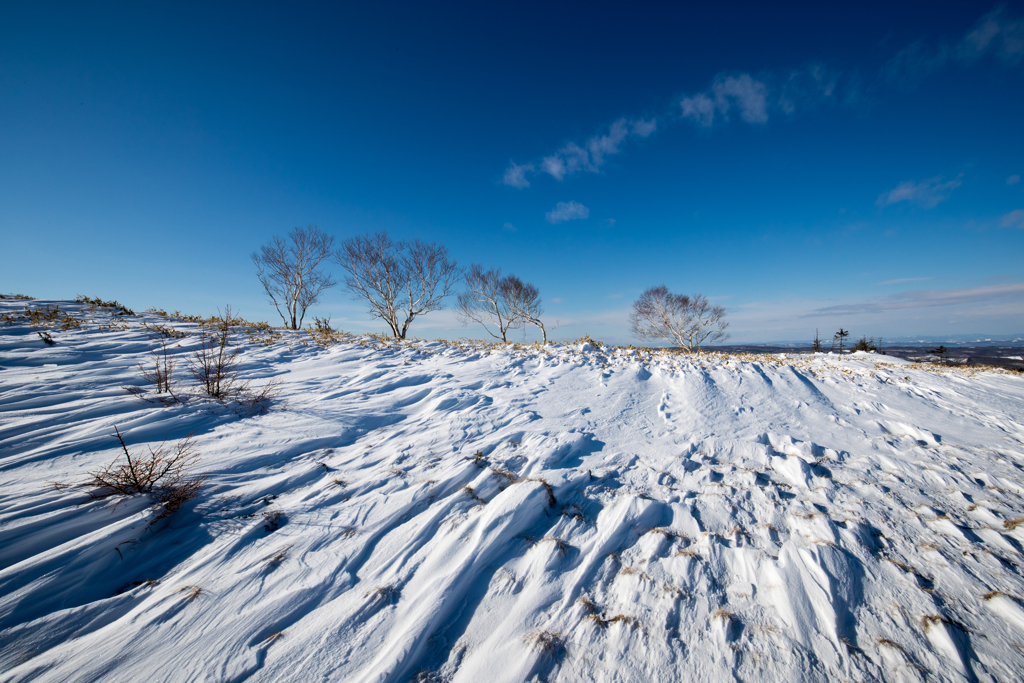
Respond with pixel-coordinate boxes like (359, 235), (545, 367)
(2, 299), (1024, 682)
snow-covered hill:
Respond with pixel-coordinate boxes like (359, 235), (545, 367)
(2, 298), (1024, 682)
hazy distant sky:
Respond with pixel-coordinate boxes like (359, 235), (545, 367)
(2, 1), (1023, 343)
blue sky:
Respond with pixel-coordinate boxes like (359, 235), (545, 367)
(2, 1), (1023, 343)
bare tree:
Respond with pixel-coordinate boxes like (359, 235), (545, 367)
(629, 286), (729, 351)
(252, 225), (336, 330)
(505, 276), (552, 344)
(457, 265), (522, 342)
(334, 231), (460, 339)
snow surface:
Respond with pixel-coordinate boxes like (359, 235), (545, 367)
(3, 299), (1024, 682)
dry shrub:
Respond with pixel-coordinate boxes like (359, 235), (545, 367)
(189, 309), (243, 399)
(74, 295), (134, 315)
(125, 339), (185, 404)
(525, 630), (565, 659)
(188, 305), (282, 414)
(83, 426), (206, 518)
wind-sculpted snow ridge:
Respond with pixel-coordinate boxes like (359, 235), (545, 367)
(2, 299), (1024, 682)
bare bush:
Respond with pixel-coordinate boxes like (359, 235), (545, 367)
(186, 306), (281, 413)
(334, 231), (460, 339)
(629, 286), (729, 351)
(252, 225), (336, 330)
(83, 426), (206, 518)
(126, 339), (184, 404)
(189, 308), (242, 399)
(235, 377), (283, 416)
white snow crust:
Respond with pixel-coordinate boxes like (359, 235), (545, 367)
(3, 299), (1024, 682)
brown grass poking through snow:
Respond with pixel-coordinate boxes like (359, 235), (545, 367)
(263, 548), (289, 568)
(178, 585), (202, 602)
(588, 613), (636, 629)
(876, 638), (906, 653)
(526, 478), (557, 507)
(645, 527), (680, 540)
(711, 607), (735, 622)
(489, 467), (519, 486)
(539, 536), (569, 557)
(525, 630), (565, 659)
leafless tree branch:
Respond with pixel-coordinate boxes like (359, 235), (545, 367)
(252, 225), (336, 330)
(629, 287), (729, 351)
(505, 275), (550, 344)
(334, 231), (460, 339)
(457, 265), (521, 342)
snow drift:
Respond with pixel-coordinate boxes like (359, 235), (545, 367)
(2, 299), (1024, 682)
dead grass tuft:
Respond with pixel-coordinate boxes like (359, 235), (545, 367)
(263, 547), (289, 567)
(489, 467), (519, 486)
(876, 638), (905, 653)
(178, 585), (202, 601)
(588, 613), (636, 629)
(526, 477), (557, 507)
(645, 527), (680, 540)
(461, 485), (484, 504)
(1003, 518), (1024, 531)
(525, 630), (565, 658)
(711, 607), (735, 622)
(983, 590), (1012, 601)
(368, 584), (399, 603)
(539, 536), (569, 557)
(921, 614), (968, 633)
(576, 596), (597, 614)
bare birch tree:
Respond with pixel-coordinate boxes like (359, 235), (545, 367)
(333, 231), (460, 339)
(629, 286), (729, 351)
(505, 275), (552, 344)
(457, 268), (552, 344)
(252, 225), (336, 329)
(457, 265), (521, 342)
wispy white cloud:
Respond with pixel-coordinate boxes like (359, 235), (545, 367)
(502, 222), (517, 232)
(1008, 174), (1021, 185)
(502, 162), (534, 189)
(679, 65), (843, 128)
(503, 117), (656, 187)
(959, 5), (1024, 65)
(1001, 209), (1024, 228)
(878, 277), (932, 285)
(681, 74), (768, 126)
(545, 201), (589, 224)
(806, 282), (1024, 316)
(884, 6), (1024, 82)
(877, 175), (962, 209)
(501, 8), (1016, 191)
